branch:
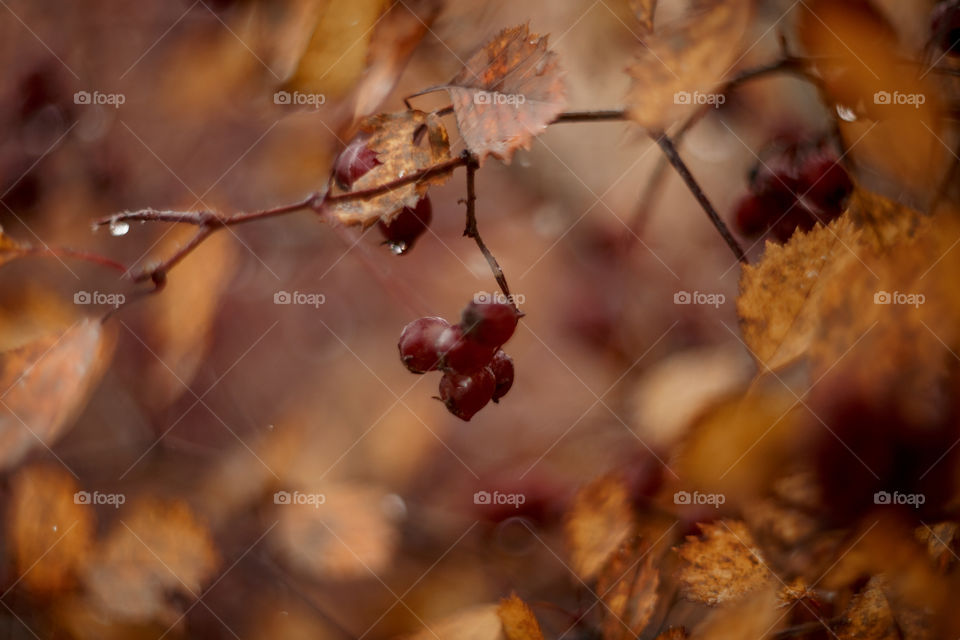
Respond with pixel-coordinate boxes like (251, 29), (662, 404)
(651, 131), (748, 264)
(462, 153), (518, 308)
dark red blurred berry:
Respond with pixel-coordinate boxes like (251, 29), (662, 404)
(799, 153), (854, 217)
(461, 300), (519, 348)
(487, 350), (514, 402)
(398, 316), (449, 373)
(378, 196), (432, 256)
(436, 324), (496, 374)
(931, 0), (960, 55)
(439, 369), (496, 421)
(333, 136), (380, 189)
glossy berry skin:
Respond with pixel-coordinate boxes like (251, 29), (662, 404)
(799, 153), (854, 217)
(931, 0), (960, 56)
(436, 324), (496, 374)
(334, 136), (380, 189)
(461, 300), (519, 348)
(398, 316), (449, 374)
(439, 369), (496, 421)
(378, 196), (432, 255)
(487, 350), (514, 402)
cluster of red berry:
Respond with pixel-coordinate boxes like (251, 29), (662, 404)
(398, 300), (519, 421)
(333, 136), (433, 255)
(733, 137), (854, 243)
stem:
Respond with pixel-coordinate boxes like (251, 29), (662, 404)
(651, 131), (748, 264)
(551, 109), (628, 123)
(16, 246), (129, 275)
(462, 153), (517, 308)
(131, 226), (213, 284)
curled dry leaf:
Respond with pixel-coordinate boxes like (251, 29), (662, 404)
(441, 24), (567, 164)
(688, 587), (782, 640)
(83, 498), (219, 624)
(626, 0), (752, 131)
(0, 318), (111, 471)
(564, 473), (634, 581)
(915, 522), (959, 572)
(595, 536), (661, 640)
(835, 577), (898, 640)
(8, 465), (94, 595)
(676, 521), (773, 606)
(325, 110), (451, 227)
(271, 483), (398, 580)
(497, 593), (545, 640)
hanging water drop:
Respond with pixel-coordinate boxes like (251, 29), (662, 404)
(836, 104), (857, 122)
(109, 218), (130, 236)
(389, 241), (408, 255)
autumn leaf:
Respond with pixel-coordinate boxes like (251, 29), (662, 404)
(629, 0), (658, 33)
(0, 318), (111, 471)
(626, 0), (751, 131)
(440, 24), (567, 164)
(676, 521), (773, 606)
(8, 465), (94, 595)
(835, 577), (899, 640)
(282, 0), (390, 100)
(324, 109), (452, 227)
(83, 498), (219, 624)
(564, 473), (634, 581)
(410, 604), (506, 640)
(498, 594), (545, 640)
(688, 587), (783, 640)
(915, 522), (959, 572)
(595, 536), (661, 640)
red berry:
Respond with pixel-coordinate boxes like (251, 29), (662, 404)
(398, 316), (449, 373)
(932, 0), (960, 55)
(488, 350), (514, 402)
(439, 369), (496, 421)
(436, 324), (496, 374)
(734, 190), (792, 237)
(799, 153), (853, 217)
(378, 196), (432, 256)
(460, 300), (519, 348)
(334, 136), (380, 189)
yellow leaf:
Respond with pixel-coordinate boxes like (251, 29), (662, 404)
(564, 473), (634, 581)
(676, 521), (773, 606)
(497, 594), (544, 640)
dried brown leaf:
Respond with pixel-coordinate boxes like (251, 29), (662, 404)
(689, 587), (782, 640)
(626, 0), (751, 130)
(0, 318), (111, 471)
(442, 24), (567, 164)
(915, 522), (959, 571)
(325, 109), (451, 227)
(410, 604), (505, 640)
(676, 521), (773, 606)
(564, 473), (634, 581)
(8, 465), (94, 595)
(497, 593), (545, 640)
(83, 498), (219, 624)
(629, 0), (658, 33)
(835, 577), (899, 640)
(595, 536), (661, 640)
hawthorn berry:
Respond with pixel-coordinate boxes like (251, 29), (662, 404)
(799, 151), (854, 217)
(333, 136), (380, 189)
(436, 324), (496, 374)
(439, 369), (496, 421)
(460, 300), (519, 348)
(487, 350), (514, 402)
(398, 316), (449, 373)
(378, 196), (432, 255)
